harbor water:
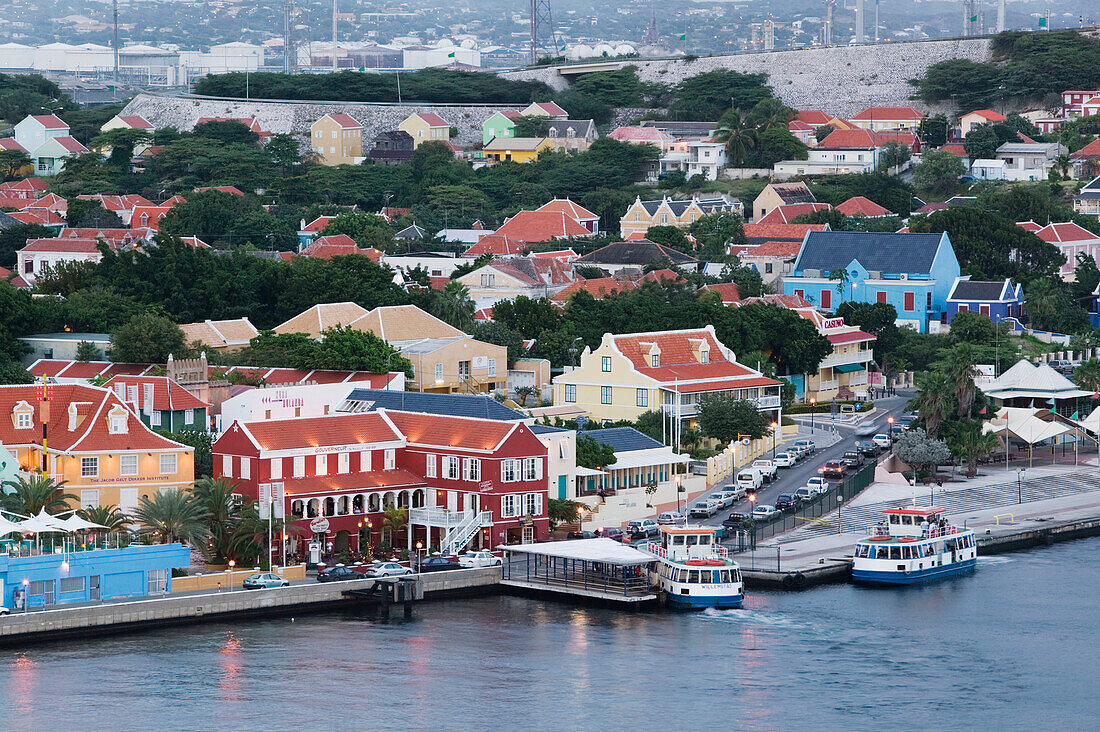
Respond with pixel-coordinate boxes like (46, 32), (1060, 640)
(3, 540), (1098, 730)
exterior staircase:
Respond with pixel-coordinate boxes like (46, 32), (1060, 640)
(441, 510), (493, 554)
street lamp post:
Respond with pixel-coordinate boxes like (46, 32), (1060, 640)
(810, 398), (816, 434)
(1016, 468), (1026, 504)
(837, 493), (843, 534)
(675, 474), (682, 515)
(887, 416), (895, 450)
(415, 541), (424, 573)
(227, 559), (236, 591)
(770, 422), (778, 458)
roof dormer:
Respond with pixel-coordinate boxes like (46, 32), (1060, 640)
(639, 341), (661, 368)
(106, 404), (129, 435)
(11, 400), (34, 429)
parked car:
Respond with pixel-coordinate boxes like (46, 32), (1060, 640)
(806, 477), (830, 495)
(752, 459), (778, 482)
(656, 512), (686, 526)
(737, 468), (765, 494)
(751, 505), (779, 521)
(0, 605), (9, 615)
(566, 530), (596, 539)
(855, 440), (878, 457)
(243, 572), (290, 589)
(899, 411), (918, 425)
(459, 550), (503, 568)
(793, 439), (817, 455)
(794, 487), (817, 503)
(774, 493), (801, 511)
(720, 486), (746, 503)
(1049, 359), (1075, 375)
(842, 451), (863, 469)
(821, 460), (846, 479)
(774, 452), (796, 468)
(627, 518), (660, 538)
(890, 425), (906, 439)
(596, 526), (627, 541)
(872, 433), (892, 449)
(316, 565), (360, 583)
(722, 513), (749, 530)
(689, 500), (719, 518)
(708, 492), (734, 509)
(364, 561), (414, 577)
(416, 556), (463, 573)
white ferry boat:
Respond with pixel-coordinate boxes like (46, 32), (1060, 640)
(852, 506), (977, 585)
(646, 526), (743, 608)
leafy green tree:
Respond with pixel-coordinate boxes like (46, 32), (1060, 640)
(963, 125), (1000, 161)
(0, 148), (31, 179)
(1074, 358), (1100, 394)
(305, 325), (412, 374)
(911, 58), (1002, 111)
(894, 428), (952, 478)
(939, 343), (980, 419)
(159, 428), (214, 478)
(754, 126), (807, 167)
(910, 371), (955, 440)
(645, 225), (691, 252)
(191, 476), (242, 563)
(690, 212), (745, 256)
(491, 296), (560, 340)
(470, 321), (526, 367)
(66, 199), (124, 229)
(75, 340), (103, 362)
(0, 474), (77, 516)
(712, 108), (758, 166)
(266, 133), (304, 176)
(193, 119), (260, 146)
(132, 487), (210, 546)
(912, 149), (966, 196)
(78, 504), (130, 531)
(949, 311), (996, 344)
(90, 127), (151, 166)
(381, 506), (408, 549)
(433, 280), (476, 330)
(669, 69), (772, 120)
(918, 114), (949, 147)
(696, 394), (768, 443)
(159, 190), (296, 250)
(576, 433), (617, 470)
(944, 420), (998, 477)
(316, 210), (396, 252)
(878, 142), (912, 171)
(512, 116), (549, 137)
(745, 97), (795, 130)
(108, 312), (188, 364)
(0, 223), (52, 268)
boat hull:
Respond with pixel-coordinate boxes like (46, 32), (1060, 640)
(666, 592), (744, 609)
(852, 557), (977, 586)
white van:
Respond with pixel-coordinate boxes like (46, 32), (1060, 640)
(736, 468), (764, 494)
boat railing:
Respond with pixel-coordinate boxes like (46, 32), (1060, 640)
(867, 525), (889, 537)
(647, 542), (666, 559)
(927, 525), (960, 538)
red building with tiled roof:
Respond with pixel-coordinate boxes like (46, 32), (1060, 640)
(756, 203), (832, 225)
(212, 409), (549, 558)
(850, 106), (924, 130)
(102, 375), (211, 431)
(835, 196), (894, 218)
(794, 110), (833, 127)
(743, 222), (827, 247)
(300, 234), (383, 262)
(0, 383), (194, 514)
(535, 198), (601, 234)
(1019, 221), (1100, 277)
(492, 209), (593, 244)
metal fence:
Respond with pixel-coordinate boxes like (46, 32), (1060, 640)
(725, 462), (877, 550)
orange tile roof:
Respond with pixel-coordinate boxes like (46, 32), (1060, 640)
(612, 329), (725, 370)
(385, 410), (518, 452)
(795, 110), (833, 126)
(551, 277), (633, 302)
(464, 234), (526, 257)
(835, 196), (893, 217)
(964, 109), (1006, 122)
(942, 144), (968, 157)
(1032, 222), (1098, 243)
(102, 375), (210, 411)
(851, 106), (924, 121)
(22, 238), (101, 253)
(700, 282), (741, 304)
(741, 240), (803, 257)
(1070, 139), (1100, 159)
(494, 210), (592, 242)
(300, 235), (382, 262)
(818, 129), (880, 148)
(757, 203), (832, 225)
(535, 198), (598, 221)
(241, 412), (403, 451)
(326, 113), (361, 129)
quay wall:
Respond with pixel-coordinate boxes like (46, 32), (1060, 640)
(170, 563), (307, 592)
(0, 566), (500, 646)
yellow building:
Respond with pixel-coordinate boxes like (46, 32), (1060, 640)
(310, 113), (363, 165)
(482, 137), (554, 164)
(619, 195), (741, 239)
(552, 326), (782, 426)
(398, 112), (451, 149)
(0, 383), (195, 514)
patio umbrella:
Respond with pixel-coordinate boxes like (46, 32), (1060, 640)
(19, 509), (70, 533)
(0, 514), (25, 537)
(59, 514), (106, 531)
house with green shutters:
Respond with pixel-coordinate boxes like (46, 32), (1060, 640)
(482, 111), (522, 146)
(102, 375), (210, 432)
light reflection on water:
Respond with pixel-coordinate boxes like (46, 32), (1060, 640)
(1, 542), (1098, 730)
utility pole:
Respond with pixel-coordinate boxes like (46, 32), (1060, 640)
(855, 0), (865, 44)
(283, 0), (295, 74)
(874, 0), (880, 43)
(332, 0), (338, 72)
(112, 0), (119, 93)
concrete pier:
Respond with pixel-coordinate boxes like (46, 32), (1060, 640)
(0, 567), (500, 646)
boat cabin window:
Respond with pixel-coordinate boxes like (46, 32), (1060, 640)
(672, 535), (685, 546)
(901, 515), (913, 525)
(719, 570), (731, 583)
(688, 570), (699, 583)
(890, 547), (901, 559)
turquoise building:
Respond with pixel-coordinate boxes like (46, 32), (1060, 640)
(783, 231), (961, 333)
(0, 544), (190, 608)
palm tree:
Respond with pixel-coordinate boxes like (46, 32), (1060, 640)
(745, 98), (792, 130)
(78, 504), (130, 531)
(1024, 278), (1061, 331)
(1055, 153), (1070, 178)
(945, 420), (1000, 478)
(1, 474), (77, 516)
(191, 476), (242, 563)
(381, 506), (408, 550)
(910, 371), (955, 440)
(1074, 358), (1100, 395)
(940, 343), (980, 418)
(131, 488), (209, 546)
(712, 109), (758, 166)
(435, 281), (475, 330)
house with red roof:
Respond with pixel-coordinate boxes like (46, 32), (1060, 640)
(102, 374), (211, 431)
(774, 128), (889, 179)
(1070, 139), (1100, 179)
(299, 234), (383, 262)
(835, 196), (894, 218)
(550, 276), (634, 305)
(522, 101), (569, 119)
(752, 181), (817, 221)
(398, 112), (451, 149)
(25, 192), (67, 215)
(9, 208), (66, 228)
(0, 383), (194, 514)
(738, 240), (805, 284)
(0, 266), (29, 288)
(0, 178), (48, 200)
(788, 119), (815, 146)
(1019, 221), (1100, 277)
(456, 256), (575, 308)
(607, 126), (674, 148)
(75, 193), (155, 225)
(850, 106), (924, 131)
(0, 139), (28, 154)
(16, 238), (105, 283)
(698, 282), (741, 305)
(535, 198), (600, 234)
(212, 408), (549, 556)
(56, 227), (147, 246)
(958, 109), (1006, 136)
(756, 203), (832, 225)
(27, 133), (88, 176)
(462, 234), (528, 258)
(1063, 90), (1100, 118)
(465, 209), (594, 258)
(743, 222), (827, 247)
(130, 205), (172, 231)
(794, 110), (834, 127)
(552, 325), (782, 427)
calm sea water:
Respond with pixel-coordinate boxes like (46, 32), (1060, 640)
(3, 540), (1098, 731)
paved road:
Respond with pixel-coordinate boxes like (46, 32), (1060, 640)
(687, 393), (914, 527)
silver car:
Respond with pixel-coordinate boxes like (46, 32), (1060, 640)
(657, 511), (687, 526)
(365, 561), (413, 577)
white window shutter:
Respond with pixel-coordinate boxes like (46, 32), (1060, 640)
(535, 459), (543, 481)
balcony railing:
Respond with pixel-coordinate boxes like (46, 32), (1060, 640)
(819, 350), (874, 369)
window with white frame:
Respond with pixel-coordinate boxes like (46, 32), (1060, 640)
(316, 454), (328, 475)
(523, 457), (540, 481)
(81, 456), (98, 477)
(384, 449), (395, 470)
(601, 386), (612, 404)
(488, 359), (496, 377)
(338, 452), (349, 474)
(651, 354), (659, 367)
(147, 568), (167, 594)
(444, 456), (460, 480)
(160, 453), (177, 475)
(502, 459), (518, 482)
(425, 454), (437, 478)
(108, 413), (127, 434)
(120, 454), (138, 476)
(435, 363), (443, 381)
(293, 455), (305, 477)
(361, 451), (371, 472)
(185, 408), (194, 425)
(270, 458), (282, 480)
(239, 457), (250, 479)
(80, 489), (99, 508)
(60, 576), (84, 594)
(601, 356), (612, 372)
(501, 493), (518, 518)
(14, 410), (32, 429)
(564, 384), (576, 402)
(525, 492), (542, 516)
(636, 388), (648, 407)
(223, 455), (233, 477)
(463, 458), (481, 481)
(150, 410), (162, 427)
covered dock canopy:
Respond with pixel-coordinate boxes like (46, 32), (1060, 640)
(500, 538), (657, 602)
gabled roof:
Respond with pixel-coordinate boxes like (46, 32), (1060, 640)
(1030, 222), (1098, 244)
(0, 139), (27, 153)
(49, 136), (89, 154)
(324, 113), (361, 129)
(395, 223), (427, 240)
(740, 240), (803, 258)
(756, 203), (831, 225)
(102, 374), (210, 411)
(962, 109), (1006, 122)
(611, 328), (727, 371)
(574, 239), (698, 266)
(794, 231), (946, 275)
(947, 277), (1018, 302)
(738, 293), (815, 309)
(407, 112), (449, 127)
(273, 301), (371, 339)
(357, 304), (465, 343)
(301, 215), (336, 233)
(942, 144), (968, 157)
(483, 256), (573, 286)
(526, 102), (569, 117)
(835, 196), (893, 217)
(179, 318), (259, 348)
(608, 127), (673, 144)
(464, 234), (526, 257)
(130, 205), (171, 230)
(494, 210), (591, 242)
(743, 223), (827, 243)
(699, 282), (741, 304)
(21, 237), (102, 253)
(586, 426), (663, 453)
(551, 276), (633, 303)
(300, 234), (383, 262)
(342, 388), (525, 421)
(794, 110), (833, 126)
(535, 198), (598, 222)
(77, 193), (154, 211)
(1070, 139), (1100, 160)
(237, 412), (403, 452)
(385, 410), (521, 452)
(28, 114), (67, 129)
(117, 115), (154, 129)
(765, 181), (815, 205)
(851, 106), (924, 121)
(818, 129), (881, 149)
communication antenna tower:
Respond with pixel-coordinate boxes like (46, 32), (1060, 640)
(529, 0), (560, 64)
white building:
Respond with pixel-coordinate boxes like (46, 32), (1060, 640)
(660, 141), (728, 181)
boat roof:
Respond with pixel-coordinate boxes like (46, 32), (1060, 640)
(660, 525), (718, 535)
(884, 507), (945, 516)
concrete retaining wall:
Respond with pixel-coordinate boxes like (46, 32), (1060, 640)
(171, 564), (307, 592)
(0, 566), (500, 645)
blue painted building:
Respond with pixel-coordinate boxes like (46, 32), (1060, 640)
(783, 231), (961, 333)
(0, 543), (190, 609)
(945, 277), (1024, 324)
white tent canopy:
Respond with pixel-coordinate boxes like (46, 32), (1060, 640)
(984, 407), (1075, 444)
(0, 515), (26, 536)
(499, 537), (654, 565)
(59, 514), (106, 531)
(18, 509), (71, 534)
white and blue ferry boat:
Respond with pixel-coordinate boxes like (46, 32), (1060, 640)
(852, 506), (977, 585)
(646, 526), (743, 608)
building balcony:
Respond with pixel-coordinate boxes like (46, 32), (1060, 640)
(409, 507), (492, 529)
(816, 379), (839, 392)
(819, 350), (874, 369)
